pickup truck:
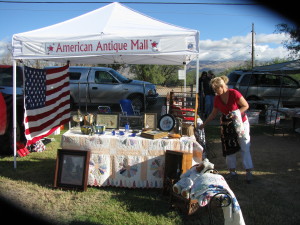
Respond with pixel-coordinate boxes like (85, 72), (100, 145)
(65, 66), (158, 110)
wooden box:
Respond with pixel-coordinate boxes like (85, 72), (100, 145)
(163, 150), (193, 195)
(141, 130), (168, 139)
(170, 192), (200, 216)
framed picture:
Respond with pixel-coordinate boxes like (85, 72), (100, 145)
(96, 113), (119, 129)
(144, 113), (157, 130)
(119, 115), (143, 129)
(54, 149), (91, 191)
(158, 114), (175, 131)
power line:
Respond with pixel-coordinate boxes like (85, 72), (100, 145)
(0, 1), (259, 5)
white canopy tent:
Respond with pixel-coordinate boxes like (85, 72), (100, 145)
(11, 2), (200, 168)
(12, 2), (199, 65)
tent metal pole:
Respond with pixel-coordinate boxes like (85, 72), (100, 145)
(13, 60), (17, 169)
(184, 63), (187, 93)
(273, 71), (284, 135)
(196, 53), (199, 94)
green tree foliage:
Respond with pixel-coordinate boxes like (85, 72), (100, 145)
(275, 23), (300, 57)
(96, 64), (125, 71)
(186, 69), (197, 85)
(130, 64), (183, 85)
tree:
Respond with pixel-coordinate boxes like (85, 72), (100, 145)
(130, 64), (182, 85)
(97, 64), (125, 71)
(275, 23), (300, 57)
(0, 42), (12, 65)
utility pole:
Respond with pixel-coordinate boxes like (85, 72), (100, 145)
(251, 23), (255, 69)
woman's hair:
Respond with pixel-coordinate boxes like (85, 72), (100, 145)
(210, 76), (229, 89)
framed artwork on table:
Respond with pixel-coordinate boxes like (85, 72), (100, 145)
(96, 113), (119, 129)
(54, 149), (90, 191)
(144, 113), (157, 130)
(119, 115), (143, 129)
(158, 114), (175, 132)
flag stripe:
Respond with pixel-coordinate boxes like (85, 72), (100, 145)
(24, 64), (70, 145)
(46, 81), (69, 96)
(46, 91), (70, 107)
(25, 112), (70, 137)
(46, 71), (69, 86)
(25, 108), (70, 135)
(26, 97), (70, 122)
(47, 64), (69, 74)
(26, 117), (70, 146)
(24, 87), (70, 117)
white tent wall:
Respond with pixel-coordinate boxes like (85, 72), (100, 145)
(12, 2), (200, 168)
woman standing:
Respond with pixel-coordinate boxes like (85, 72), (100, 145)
(200, 76), (253, 183)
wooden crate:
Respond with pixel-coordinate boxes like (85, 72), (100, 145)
(170, 192), (201, 216)
(163, 150), (193, 195)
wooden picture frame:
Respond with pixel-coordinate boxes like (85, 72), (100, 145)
(96, 113), (119, 129)
(144, 113), (157, 130)
(119, 115), (143, 129)
(54, 149), (90, 191)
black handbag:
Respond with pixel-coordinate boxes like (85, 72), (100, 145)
(220, 114), (240, 157)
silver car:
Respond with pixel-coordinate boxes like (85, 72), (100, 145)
(227, 70), (300, 107)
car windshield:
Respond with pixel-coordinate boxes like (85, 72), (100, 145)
(227, 72), (241, 85)
(109, 69), (131, 83)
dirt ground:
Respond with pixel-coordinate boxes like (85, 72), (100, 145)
(204, 120), (300, 225)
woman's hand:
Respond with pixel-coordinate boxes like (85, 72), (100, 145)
(199, 107), (218, 130)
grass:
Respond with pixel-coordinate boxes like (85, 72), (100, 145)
(0, 123), (300, 225)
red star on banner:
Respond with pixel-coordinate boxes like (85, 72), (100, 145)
(47, 45), (54, 52)
(151, 41), (158, 48)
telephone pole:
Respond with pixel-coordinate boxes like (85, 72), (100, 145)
(251, 23), (255, 69)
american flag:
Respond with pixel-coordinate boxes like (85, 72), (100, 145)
(24, 64), (70, 145)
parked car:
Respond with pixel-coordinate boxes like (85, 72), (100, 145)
(0, 65), (23, 95)
(56, 66), (159, 110)
(227, 70), (300, 107)
(0, 65), (25, 154)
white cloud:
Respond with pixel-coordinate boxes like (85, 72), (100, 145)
(199, 33), (291, 61)
(0, 38), (11, 59)
(256, 33), (289, 44)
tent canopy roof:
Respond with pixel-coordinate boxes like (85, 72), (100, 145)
(12, 2), (199, 65)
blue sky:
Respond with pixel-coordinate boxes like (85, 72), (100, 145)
(0, 0), (295, 61)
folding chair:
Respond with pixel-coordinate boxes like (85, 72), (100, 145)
(119, 99), (140, 116)
(98, 106), (111, 114)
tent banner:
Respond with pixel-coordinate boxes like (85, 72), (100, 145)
(44, 37), (197, 56)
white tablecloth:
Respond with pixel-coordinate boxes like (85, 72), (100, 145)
(61, 129), (203, 188)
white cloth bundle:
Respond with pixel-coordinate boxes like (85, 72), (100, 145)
(231, 109), (246, 138)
